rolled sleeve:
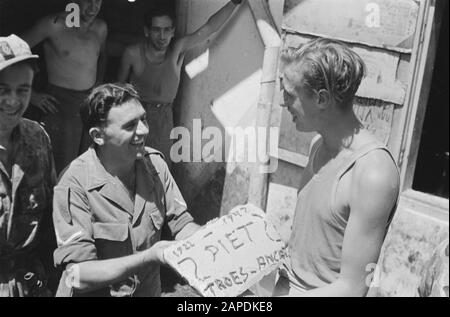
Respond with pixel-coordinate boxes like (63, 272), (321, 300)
(53, 186), (98, 268)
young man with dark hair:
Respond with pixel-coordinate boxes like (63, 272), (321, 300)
(274, 38), (400, 297)
(118, 0), (243, 166)
(22, 0), (107, 173)
(52, 83), (200, 297)
(0, 35), (57, 297)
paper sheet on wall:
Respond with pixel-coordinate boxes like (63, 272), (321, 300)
(164, 204), (287, 297)
(354, 47), (406, 105)
(353, 97), (395, 145)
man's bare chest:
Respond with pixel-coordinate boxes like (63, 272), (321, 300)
(46, 31), (101, 59)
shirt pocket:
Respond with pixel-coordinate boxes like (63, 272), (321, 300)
(147, 204), (165, 232)
(93, 222), (132, 260)
(92, 222), (137, 297)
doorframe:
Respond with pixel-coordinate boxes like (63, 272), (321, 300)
(397, 0), (448, 214)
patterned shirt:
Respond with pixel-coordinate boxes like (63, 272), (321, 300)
(0, 119), (57, 266)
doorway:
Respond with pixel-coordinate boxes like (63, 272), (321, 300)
(413, 3), (449, 199)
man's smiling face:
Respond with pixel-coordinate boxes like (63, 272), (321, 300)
(145, 15), (175, 52)
(100, 98), (149, 162)
(77, 0), (103, 23)
(0, 63), (33, 132)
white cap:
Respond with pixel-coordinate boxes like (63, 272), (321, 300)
(0, 34), (39, 72)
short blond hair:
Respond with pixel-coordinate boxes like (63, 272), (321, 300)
(282, 38), (366, 108)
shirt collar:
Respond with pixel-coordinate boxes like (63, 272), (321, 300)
(85, 147), (108, 191)
(0, 120), (33, 176)
(85, 147), (158, 191)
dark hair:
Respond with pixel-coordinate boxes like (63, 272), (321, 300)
(281, 38), (366, 108)
(144, 5), (176, 28)
(80, 83), (141, 131)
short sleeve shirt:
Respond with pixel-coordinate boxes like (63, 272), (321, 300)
(53, 147), (194, 297)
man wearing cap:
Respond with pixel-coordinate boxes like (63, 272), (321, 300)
(118, 0), (243, 167)
(52, 83), (200, 297)
(0, 35), (58, 297)
(22, 0), (107, 173)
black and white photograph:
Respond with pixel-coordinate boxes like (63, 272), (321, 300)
(0, 0), (448, 299)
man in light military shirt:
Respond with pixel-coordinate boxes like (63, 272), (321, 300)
(53, 83), (200, 297)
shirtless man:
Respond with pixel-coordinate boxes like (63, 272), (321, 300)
(22, 0), (107, 173)
(274, 38), (400, 297)
(118, 0), (243, 167)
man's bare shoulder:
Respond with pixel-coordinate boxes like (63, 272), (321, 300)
(34, 13), (66, 32)
(170, 36), (189, 56)
(354, 130), (397, 177)
(352, 144), (400, 212)
(123, 43), (142, 59)
(357, 150), (398, 182)
(92, 18), (108, 35)
(344, 130), (398, 206)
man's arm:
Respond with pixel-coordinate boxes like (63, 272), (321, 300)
(294, 151), (399, 297)
(22, 15), (61, 114)
(30, 92), (60, 114)
(117, 46), (134, 83)
(173, 0), (243, 57)
(150, 153), (201, 241)
(21, 15), (57, 48)
(67, 240), (175, 294)
(175, 223), (202, 241)
(96, 21), (109, 85)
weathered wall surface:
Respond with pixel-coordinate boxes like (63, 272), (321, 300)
(174, 0), (284, 223)
(268, 192), (449, 297)
(373, 205), (448, 297)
